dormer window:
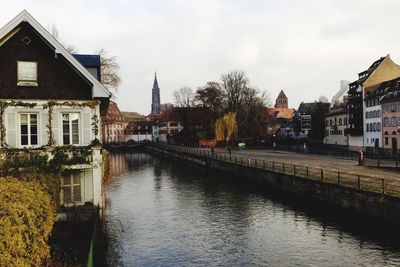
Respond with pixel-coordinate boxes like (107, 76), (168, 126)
(17, 61), (38, 86)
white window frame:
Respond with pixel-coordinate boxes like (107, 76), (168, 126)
(19, 113), (39, 147)
(61, 172), (83, 205)
(17, 61), (38, 86)
(61, 113), (80, 145)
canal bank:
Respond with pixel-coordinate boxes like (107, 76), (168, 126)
(146, 144), (400, 226)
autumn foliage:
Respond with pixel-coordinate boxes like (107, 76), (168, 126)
(0, 177), (55, 266)
(215, 112), (238, 142)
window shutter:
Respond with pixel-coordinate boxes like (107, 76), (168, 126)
(41, 112), (49, 146)
(82, 111), (91, 145)
(52, 112), (59, 145)
(6, 112), (17, 147)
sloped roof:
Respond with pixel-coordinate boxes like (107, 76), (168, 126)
(158, 107), (212, 123)
(266, 107), (294, 119)
(73, 54), (101, 68)
(0, 10), (111, 98)
(103, 102), (126, 125)
(277, 90), (288, 99)
(376, 77), (400, 102)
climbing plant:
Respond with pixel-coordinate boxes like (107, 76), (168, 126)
(0, 101), (37, 146)
(43, 100), (99, 146)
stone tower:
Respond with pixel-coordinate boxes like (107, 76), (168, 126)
(274, 90), (288, 108)
(151, 73), (161, 115)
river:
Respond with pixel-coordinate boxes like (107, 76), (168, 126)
(105, 152), (400, 266)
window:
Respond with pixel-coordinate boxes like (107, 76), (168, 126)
(384, 117), (389, 126)
(366, 112), (369, 119)
(20, 114), (38, 146)
(392, 117), (397, 126)
(62, 173), (82, 203)
(391, 104), (396, 112)
(377, 110), (381, 117)
(385, 137), (389, 145)
(344, 118), (348, 125)
(366, 123), (369, 132)
(62, 113), (79, 145)
(17, 61), (37, 86)
(383, 104), (389, 113)
(377, 122), (381, 131)
(339, 118), (342, 125)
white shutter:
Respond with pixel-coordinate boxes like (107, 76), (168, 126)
(82, 111), (91, 145)
(52, 112), (60, 145)
(6, 112), (17, 148)
(41, 112), (49, 146)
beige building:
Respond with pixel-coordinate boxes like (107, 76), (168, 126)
(324, 102), (348, 146)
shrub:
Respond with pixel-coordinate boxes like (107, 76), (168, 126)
(0, 176), (55, 266)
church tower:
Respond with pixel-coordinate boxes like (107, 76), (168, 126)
(274, 90), (288, 109)
(151, 73), (161, 115)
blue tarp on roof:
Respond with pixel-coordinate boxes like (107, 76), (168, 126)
(73, 54), (101, 67)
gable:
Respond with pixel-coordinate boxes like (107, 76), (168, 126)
(0, 10), (111, 99)
(364, 56), (400, 92)
(0, 22), (92, 100)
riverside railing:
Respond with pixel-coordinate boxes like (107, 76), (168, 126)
(149, 144), (400, 198)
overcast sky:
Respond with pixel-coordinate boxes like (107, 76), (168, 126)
(2, 1), (400, 114)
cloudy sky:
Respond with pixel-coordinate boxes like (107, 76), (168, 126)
(2, 1), (400, 114)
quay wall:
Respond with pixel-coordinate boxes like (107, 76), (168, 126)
(146, 145), (400, 226)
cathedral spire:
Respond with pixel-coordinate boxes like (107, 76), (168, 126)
(151, 72), (161, 115)
(153, 72), (159, 89)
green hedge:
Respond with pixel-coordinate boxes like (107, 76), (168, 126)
(0, 176), (55, 266)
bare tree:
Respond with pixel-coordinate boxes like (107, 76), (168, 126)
(98, 49), (121, 92)
(47, 24), (76, 53)
(173, 87), (194, 107)
(239, 88), (269, 142)
(194, 81), (224, 116)
(220, 70), (249, 113)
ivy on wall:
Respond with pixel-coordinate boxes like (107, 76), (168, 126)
(0, 101), (37, 146)
(0, 100), (99, 147)
(43, 100), (99, 146)
(0, 100), (102, 208)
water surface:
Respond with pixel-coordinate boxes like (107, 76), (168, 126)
(106, 152), (400, 266)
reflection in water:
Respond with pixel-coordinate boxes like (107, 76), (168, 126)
(109, 153), (128, 178)
(106, 152), (400, 266)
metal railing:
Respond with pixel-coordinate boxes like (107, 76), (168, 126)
(149, 144), (400, 198)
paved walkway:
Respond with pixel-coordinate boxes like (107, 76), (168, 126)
(205, 148), (400, 180)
